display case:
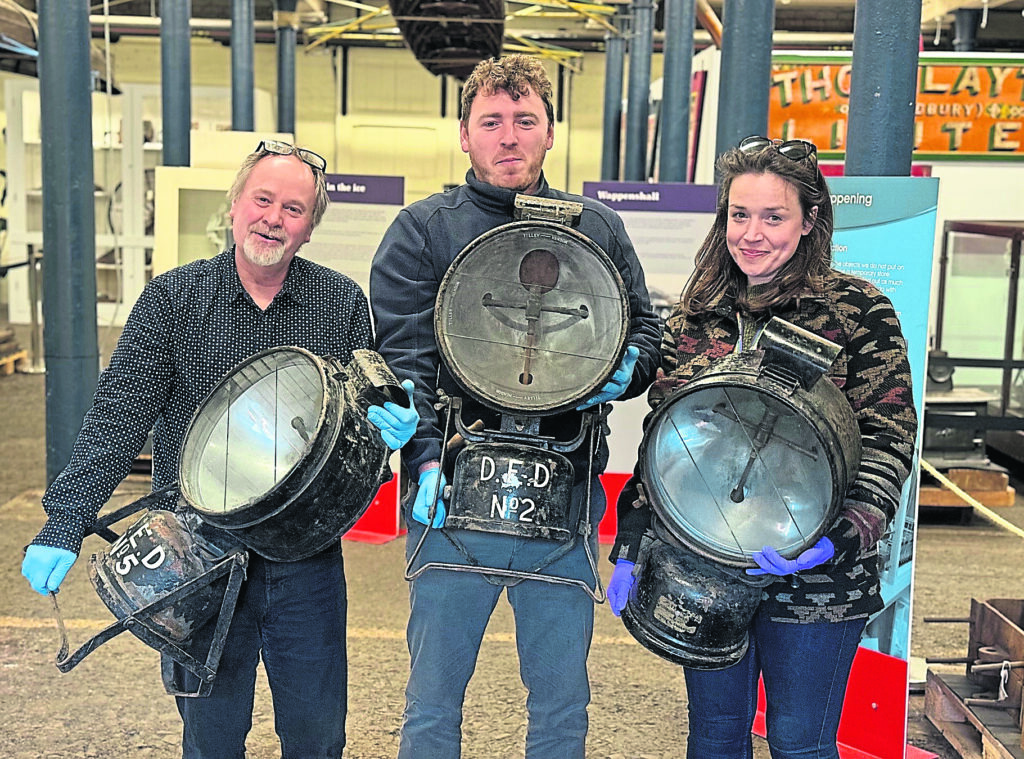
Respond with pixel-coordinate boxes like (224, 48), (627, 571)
(2, 81), (278, 330)
(3, 79), (159, 327)
(931, 220), (1024, 463)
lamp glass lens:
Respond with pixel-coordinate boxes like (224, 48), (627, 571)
(436, 223), (627, 414)
(181, 351), (323, 514)
(644, 384), (833, 562)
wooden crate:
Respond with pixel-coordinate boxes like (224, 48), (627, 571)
(925, 670), (1024, 758)
(0, 349), (27, 376)
(920, 468), (1016, 508)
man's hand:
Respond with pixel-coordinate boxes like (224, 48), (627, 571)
(577, 346), (640, 410)
(22, 545), (78, 595)
(746, 537), (835, 576)
(367, 379), (420, 451)
(606, 559), (637, 617)
(412, 467), (447, 528)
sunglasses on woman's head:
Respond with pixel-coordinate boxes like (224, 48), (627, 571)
(738, 136), (817, 162)
(254, 139), (328, 173)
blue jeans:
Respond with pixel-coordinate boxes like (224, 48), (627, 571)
(399, 479), (603, 759)
(683, 607), (865, 759)
(171, 546), (348, 759)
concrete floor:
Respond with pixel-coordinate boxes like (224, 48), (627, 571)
(3, 368), (1024, 757)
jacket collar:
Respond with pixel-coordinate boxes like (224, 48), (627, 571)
(464, 169), (551, 214)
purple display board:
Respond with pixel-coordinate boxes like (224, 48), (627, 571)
(325, 174), (405, 205)
(584, 181), (717, 316)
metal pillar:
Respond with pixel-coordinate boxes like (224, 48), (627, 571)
(38, 0), (99, 482)
(161, 0), (191, 167)
(714, 0), (774, 159)
(276, 0), (299, 136)
(231, 0), (255, 131)
(658, 0), (697, 182)
(953, 8), (982, 52)
(623, 0), (655, 181)
(845, 0), (921, 176)
(600, 11), (626, 181)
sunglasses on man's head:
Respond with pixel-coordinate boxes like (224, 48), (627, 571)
(254, 139), (328, 173)
(738, 135), (817, 162)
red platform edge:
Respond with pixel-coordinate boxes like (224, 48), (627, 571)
(598, 471), (630, 544)
(343, 475), (406, 544)
(753, 647), (936, 759)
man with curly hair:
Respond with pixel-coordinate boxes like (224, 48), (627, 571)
(370, 54), (661, 758)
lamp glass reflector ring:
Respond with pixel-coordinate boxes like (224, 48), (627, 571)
(434, 220), (629, 415)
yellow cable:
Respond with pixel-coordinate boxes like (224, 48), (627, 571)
(920, 458), (1024, 540)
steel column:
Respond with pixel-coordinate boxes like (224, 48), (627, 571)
(276, 0), (298, 136)
(231, 0), (255, 131)
(623, 0), (655, 181)
(161, 0), (191, 167)
(953, 8), (982, 52)
(38, 0), (99, 482)
(714, 0), (774, 159)
(600, 11), (626, 181)
(658, 0), (697, 182)
(845, 0), (921, 176)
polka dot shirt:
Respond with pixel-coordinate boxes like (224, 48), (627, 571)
(34, 248), (373, 553)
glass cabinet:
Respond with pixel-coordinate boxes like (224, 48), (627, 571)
(933, 219), (1024, 461)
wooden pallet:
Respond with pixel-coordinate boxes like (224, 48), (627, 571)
(0, 349), (27, 376)
(920, 468), (1016, 508)
(925, 670), (1024, 758)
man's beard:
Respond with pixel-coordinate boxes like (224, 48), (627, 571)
(240, 234), (287, 267)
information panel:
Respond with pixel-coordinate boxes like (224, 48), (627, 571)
(830, 176), (938, 659)
(301, 173), (405, 293)
(582, 181), (718, 316)
(582, 181), (718, 473)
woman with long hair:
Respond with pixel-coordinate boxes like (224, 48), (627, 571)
(608, 136), (918, 758)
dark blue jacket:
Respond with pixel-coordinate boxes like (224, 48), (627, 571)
(370, 170), (661, 485)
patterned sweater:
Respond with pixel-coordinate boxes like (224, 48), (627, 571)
(612, 274), (918, 623)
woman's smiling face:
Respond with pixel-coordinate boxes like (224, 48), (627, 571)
(725, 172), (816, 285)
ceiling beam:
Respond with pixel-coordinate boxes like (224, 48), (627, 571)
(90, 14), (276, 34)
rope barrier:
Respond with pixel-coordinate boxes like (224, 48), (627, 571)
(920, 458), (1024, 541)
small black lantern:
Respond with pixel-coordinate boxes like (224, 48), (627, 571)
(622, 318), (862, 668)
(407, 196), (631, 599)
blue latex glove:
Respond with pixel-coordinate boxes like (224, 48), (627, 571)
(367, 379), (419, 451)
(412, 467), (447, 529)
(746, 536), (835, 576)
(607, 559), (637, 617)
(577, 346), (641, 410)
(22, 545), (78, 595)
